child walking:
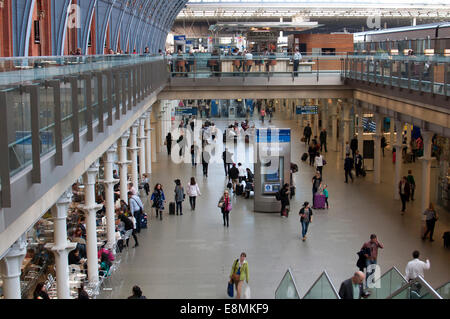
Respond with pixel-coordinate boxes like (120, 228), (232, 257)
(323, 184), (329, 209)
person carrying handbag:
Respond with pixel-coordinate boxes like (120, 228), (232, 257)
(229, 252), (249, 299)
(422, 203), (438, 242)
(218, 190), (232, 227)
(299, 202), (313, 241)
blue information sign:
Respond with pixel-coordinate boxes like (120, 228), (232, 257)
(296, 105), (318, 115)
(175, 107), (198, 116)
(256, 129), (291, 143)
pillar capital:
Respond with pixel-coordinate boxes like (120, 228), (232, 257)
(55, 189), (73, 207)
(4, 235), (27, 259)
(86, 161), (100, 175)
(44, 242), (77, 254)
(131, 122), (139, 129)
(120, 132), (130, 140)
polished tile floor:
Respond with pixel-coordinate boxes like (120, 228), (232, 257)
(99, 110), (450, 299)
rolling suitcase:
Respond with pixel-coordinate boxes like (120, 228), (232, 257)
(169, 202), (176, 215)
(313, 193), (326, 209)
(301, 153), (308, 162)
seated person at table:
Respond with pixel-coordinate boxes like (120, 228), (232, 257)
(68, 248), (86, 267)
(97, 243), (115, 262)
(115, 226), (124, 253)
(98, 252), (112, 277)
(72, 227), (86, 245)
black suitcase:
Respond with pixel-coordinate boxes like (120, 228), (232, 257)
(236, 184), (244, 196)
(169, 202), (176, 215)
(301, 153), (308, 161)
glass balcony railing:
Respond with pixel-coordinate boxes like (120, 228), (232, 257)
(168, 53), (345, 79)
(0, 55), (167, 203)
(302, 271), (340, 299)
(275, 268), (301, 299)
(388, 276), (443, 299)
(342, 55), (450, 96)
(365, 266), (408, 299)
(424, 281), (450, 299)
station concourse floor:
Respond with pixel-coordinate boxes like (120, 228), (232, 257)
(99, 111), (450, 299)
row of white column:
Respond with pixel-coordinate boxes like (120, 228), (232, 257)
(0, 111), (155, 299)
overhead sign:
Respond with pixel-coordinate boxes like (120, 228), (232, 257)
(175, 107), (198, 116)
(296, 105), (318, 115)
(256, 128), (291, 143)
(174, 35), (186, 42)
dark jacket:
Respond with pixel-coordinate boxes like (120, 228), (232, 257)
(350, 138), (358, 151)
(119, 214), (134, 231)
(338, 278), (364, 299)
(303, 126), (312, 137)
(355, 154), (363, 167)
(319, 131), (327, 143)
(229, 166), (239, 179)
(280, 188), (290, 205)
(398, 181), (411, 198)
(344, 157), (354, 171)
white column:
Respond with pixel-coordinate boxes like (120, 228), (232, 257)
(117, 133), (130, 204)
(0, 235), (27, 299)
(81, 161), (102, 286)
(373, 113), (383, 184)
(389, 117), (395, 151)
(45, 190), (77, 299)
(138, 116), (147, 178)
(357, 106), (364, 153)
(331, 105), (338, 152)
(394, 120), (403, 200)
(342, 103), (351, 160)
(420, 131), (435, 215)
(314, 106), (319, 139)
(145, 112), (152, 174)
(321, 100), (328, 131)
(129, 123), (140, 190)
(103, 146), (119, 251)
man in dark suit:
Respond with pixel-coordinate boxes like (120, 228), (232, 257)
(339, 271), (369, 299)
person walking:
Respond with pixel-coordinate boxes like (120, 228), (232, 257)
(223, 148), (233, 176)
(229, 252), (249, 299)
(166, 132), (172, 156)
(174, 179), (185, 216)
(260, 108), (266, 124)
(354, 150), (364, 177)
(312, 171), (322, 206)
(350, 135), (358, 159)
(361, 234), (383, 285)
(407, 170), (416, 201)
(299, 202), (313, 241)
(279, 183), (290, 217)
(218, 190), (232, 227)
(344, 153), (354, 183)
(142, 174), (150, 196)
(399, 176), (411, 215)
(237, 163), (246, 183)
(187, 177), (201, 210)
(405, 250), (430, 282)
(319, 128), (327, 152)
(151, 183), (166, 220)
(228, 164), (240, 193)
(323, 184), (329, 209)
(338, 271), (368, 299)
(292, 48), (302, 77)
(303, 123), (312, 146)
(128, 191), (144, 234)
(119, 212), (138, 248)
(422, 203), (438, 242)
(345, 141), (351, 157)
(314, 151), (324, 176)
(201, 148), (210, 178)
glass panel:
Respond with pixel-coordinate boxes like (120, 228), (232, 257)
(92, 75), (99, 122)
(275, 269), (300, 299)
(303, 272), (339, 299)
(390, 277), (442, 299)
(78, 78), (86, 131)
(60, 81), (72, 142)
(39, 85), (55, 156)
(435, 282), (450, 299)
(366, 267), (407, 299)
(7, 88), (32, 176)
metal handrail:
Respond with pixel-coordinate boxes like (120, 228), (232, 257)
(387, 275), (443, 299)
(302, 270), (341, 299)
